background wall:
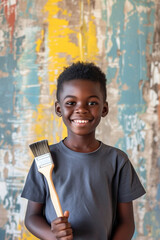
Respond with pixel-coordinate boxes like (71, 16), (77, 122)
(0, 0), (160, 239)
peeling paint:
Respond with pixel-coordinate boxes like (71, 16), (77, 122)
(2, 0), (17, 52)
(0, 0), (160, 240)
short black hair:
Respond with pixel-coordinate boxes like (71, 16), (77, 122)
(56, 62), (107, 101)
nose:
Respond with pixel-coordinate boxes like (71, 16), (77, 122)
(75, 103), (88, 114)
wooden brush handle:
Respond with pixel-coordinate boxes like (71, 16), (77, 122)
(39, 165), (63, 217)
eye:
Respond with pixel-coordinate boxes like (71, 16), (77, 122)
(65, 101), (76, 106)
(88, 101), (98, 106)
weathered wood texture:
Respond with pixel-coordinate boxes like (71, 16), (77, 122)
(0, 0), (159, 239)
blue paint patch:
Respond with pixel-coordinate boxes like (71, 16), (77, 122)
(104, 0), (155, 106)
(0, 54), (17, 73)
(0, 53), (18, 147)
(143, 206), (160, 239)
(0, 27), (40, 147)
(157, 184), (160, 201)
(107, 0), (125, 61)
(16, 27), (41, 108)
(117, 107), (146, 153)
(132, 229), (137, 239)
(19, 0), (38, 19)
(15, 36), (25, 56)
(0, 229), (5, 240)
(106, 67), (117, 84)
(120, 5), (154, 103)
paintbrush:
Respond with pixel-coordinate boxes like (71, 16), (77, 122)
(29, 139), (63, 217)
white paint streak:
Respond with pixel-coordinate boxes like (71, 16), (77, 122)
(123, 114), (146, 161)
(136, 5), (151, 14)
(124, 0), (134, 30)
(149, 89), (159, 106)
(10, 0), (17, 5)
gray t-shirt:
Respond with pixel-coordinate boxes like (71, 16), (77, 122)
(21, 141), (145, 239)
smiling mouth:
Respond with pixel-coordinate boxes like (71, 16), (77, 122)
(72, 119), (90, 124)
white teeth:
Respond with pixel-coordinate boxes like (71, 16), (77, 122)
(73, 120), (89, 123)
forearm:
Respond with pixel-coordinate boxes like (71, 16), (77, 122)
(112, 222), (135, 240)
(25, 214), (56, 240)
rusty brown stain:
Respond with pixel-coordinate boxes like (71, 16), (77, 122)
(0, 205), (7, 227)
(138, 79), (143, 89)
(153, 6), (160, 126)
(158, 83), (160, 125)
(0, 70), (9, 78)
(3, 167), (8, 179)
(122, 83), (129, 90)
(4, 152), (9, 164)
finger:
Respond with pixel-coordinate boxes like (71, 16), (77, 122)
(60, 234), (73, 240)
(53, 216), (69, 225)
(56, 228), (73, 238)
(64, 210), (69, 218)
(59, 235), (73, 240)
(51, 221), (71, 232)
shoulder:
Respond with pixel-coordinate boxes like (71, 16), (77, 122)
(104, 143), (128, 158)
(49, 141), (62, 155)
(49, 141), (61, 151)
(101, 142), (129, 168)
(49, 141), (69, 162)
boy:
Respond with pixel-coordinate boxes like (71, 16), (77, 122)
(21, 62), (145, 240)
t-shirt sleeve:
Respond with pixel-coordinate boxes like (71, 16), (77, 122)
(118, 160), (146, 202)
(21, 160), (46, 203)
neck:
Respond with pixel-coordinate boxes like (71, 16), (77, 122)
(63, 134), (100, 153)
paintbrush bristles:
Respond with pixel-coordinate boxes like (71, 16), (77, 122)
(29, 140), (50, 157)
(29, 139), (63, 217)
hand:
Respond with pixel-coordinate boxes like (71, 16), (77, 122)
(51, 211), (73, 240)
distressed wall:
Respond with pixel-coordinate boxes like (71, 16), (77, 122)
(0, 0), (160, 239)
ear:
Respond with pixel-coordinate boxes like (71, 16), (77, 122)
(102, 101), (109, 117)
(55, 101), (62, 117)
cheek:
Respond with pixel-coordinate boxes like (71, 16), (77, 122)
(91, 107), (103, 117)
(61, 108), (71, 121)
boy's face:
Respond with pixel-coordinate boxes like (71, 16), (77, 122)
(55, 79), (108, 137)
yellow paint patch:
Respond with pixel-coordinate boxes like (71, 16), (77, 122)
(36, 30), (44, 52)
(43, 0), (61, 16)
(45, 18), (79, 95)
(78, 6), (99, 62)
(32, 0), (99, 144)
(18, 223), (39, 240)
(87, 16), (99, 61)
(43, 0), (80, 141)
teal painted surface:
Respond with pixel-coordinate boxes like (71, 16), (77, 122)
(0, 53), (17, 147)
(0, 1), (41, 239)
(103, 1), (160, 239)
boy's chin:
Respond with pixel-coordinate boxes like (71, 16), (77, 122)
(70, 129), (96, 137)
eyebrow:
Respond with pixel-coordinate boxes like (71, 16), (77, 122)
(64, 95), (100, 100)
(64, 95), (75, 99)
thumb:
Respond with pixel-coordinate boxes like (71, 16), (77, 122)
(64, 210), (70, 218)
